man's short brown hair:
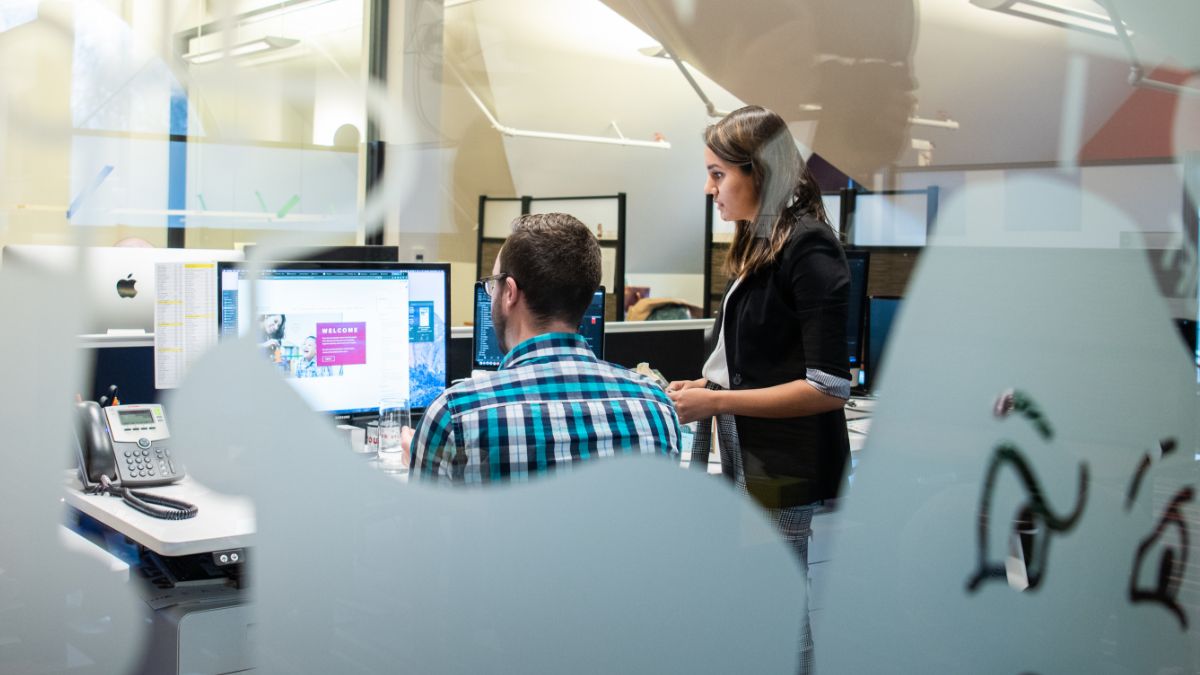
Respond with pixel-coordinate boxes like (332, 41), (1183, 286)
(499, 213), (602, 327)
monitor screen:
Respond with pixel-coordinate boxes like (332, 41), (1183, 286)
(473, 285), (605, 369)
(849, 187), (936, 248)
(577, 290), (605, 357)
(865, 296), (902, 393)
(822, 192), (842, 234)
(1174, 318), (1198, 384)
(217, 261), (449, 416)
(845, 251), (870, 375)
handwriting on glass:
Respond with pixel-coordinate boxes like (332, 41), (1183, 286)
(966, 389), (1194, 631)
(1126, 437), (1192, 630)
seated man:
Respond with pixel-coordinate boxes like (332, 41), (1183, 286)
(404, 212), (681, 483)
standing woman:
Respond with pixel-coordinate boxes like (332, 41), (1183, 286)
(667, 105), (851, 673)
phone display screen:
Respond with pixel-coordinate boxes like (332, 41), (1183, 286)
(117, 409), (154, 425)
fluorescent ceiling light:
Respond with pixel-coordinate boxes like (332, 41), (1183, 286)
(451, 66), (670, 150)
(638, 45), (670, 59)
(239, 0), (337, 24)
(183, 36), (299, 64)
(975, 0), (1199, 96)
(970, 0), (1121, 38)
(796, 104), (960, 130)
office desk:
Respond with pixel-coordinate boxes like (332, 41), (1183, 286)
(65, 477), (255, 675)
(64, 476), (255, 557)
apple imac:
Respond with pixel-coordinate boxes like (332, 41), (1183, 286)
(1, 244), (243, 334)
(844, 250), (870, 385)
(472, 285), (606, 371)
(217, 261), (450, 417)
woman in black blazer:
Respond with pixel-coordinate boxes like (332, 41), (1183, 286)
(667, 105), (851, 673)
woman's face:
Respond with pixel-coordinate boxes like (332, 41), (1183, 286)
(704, 147), (758, 223)
(263, 315), (282, 334)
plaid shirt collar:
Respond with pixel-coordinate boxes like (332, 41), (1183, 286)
(499, 332), (595, 369)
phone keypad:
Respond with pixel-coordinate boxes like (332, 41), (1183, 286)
(121, 443), (175, 481)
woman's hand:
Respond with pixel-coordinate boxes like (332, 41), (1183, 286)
(665, 377), (707, 394)
(668, 386), (723, 425)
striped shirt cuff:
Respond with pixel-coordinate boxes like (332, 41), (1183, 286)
(806, 368), (851, 400)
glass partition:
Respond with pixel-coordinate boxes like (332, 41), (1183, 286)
(3, 1), (1197, 672)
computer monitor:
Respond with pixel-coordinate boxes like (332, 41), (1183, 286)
(864, 296), (902, 394)
(217, 261), (450, 416)
(847, 187), (938, 248)
(845, 250), (870, 381)
(1174, 318), (1198, 384)
(472, 284), (606, 370)
(1, 244), (243, 334)
(822, 192), (843, 234)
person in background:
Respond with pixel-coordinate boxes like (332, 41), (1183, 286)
(403, 213), (682, 483)
(667, 105), (852, 674)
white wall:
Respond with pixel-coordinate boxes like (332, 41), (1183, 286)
(469, 0), (743, 277)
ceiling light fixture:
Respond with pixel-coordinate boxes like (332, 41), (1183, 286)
(969, 0), (1121, 38)
(975, 0), (1200, 96)
(450, 66), (670, 150)
(796, 104), (961, 130)
(182, 36), (300, 65)
(639, 45), (731, 118)
(1095, 0), (1200, 97)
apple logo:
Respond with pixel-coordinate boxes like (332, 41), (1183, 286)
(116, 274), (137, 299)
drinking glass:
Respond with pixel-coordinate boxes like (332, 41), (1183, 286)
(377, 397), (410, 473)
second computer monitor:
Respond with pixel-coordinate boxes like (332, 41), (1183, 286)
(472, 284), (605, 370)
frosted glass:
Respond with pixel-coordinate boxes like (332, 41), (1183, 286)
(0, 262), (142, 674)
(819, 237), (1199, 672)
(166, 339), (810, 673)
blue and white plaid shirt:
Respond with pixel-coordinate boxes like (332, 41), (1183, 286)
(409, 332), (681, 484)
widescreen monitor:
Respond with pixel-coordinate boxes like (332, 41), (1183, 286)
(217, 261), (449, 416)
(472, 284), (605, 370)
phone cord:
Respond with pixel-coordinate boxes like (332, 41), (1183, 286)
(96, 475), (199, 520)
(119, 488), (199, 520)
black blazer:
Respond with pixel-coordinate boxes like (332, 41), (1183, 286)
(709, 216), (851, 509)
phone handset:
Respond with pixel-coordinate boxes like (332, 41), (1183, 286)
(74, 401), (197, 520)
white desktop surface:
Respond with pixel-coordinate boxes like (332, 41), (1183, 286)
(60, 524), (130, 580)
(64, 476), (255, 557)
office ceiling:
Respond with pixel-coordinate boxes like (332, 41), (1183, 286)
(450, 0), (1192, 177)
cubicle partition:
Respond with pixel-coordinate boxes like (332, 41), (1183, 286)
(478, 193), (628, 321)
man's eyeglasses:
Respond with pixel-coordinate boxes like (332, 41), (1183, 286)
(480, 272), (515, 294)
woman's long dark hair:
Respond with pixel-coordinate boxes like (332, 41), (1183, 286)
(705, 105), (829, 278)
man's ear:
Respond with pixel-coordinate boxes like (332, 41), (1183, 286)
(502, 276), (520, 309)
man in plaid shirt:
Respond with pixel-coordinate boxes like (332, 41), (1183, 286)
(403, 213), (681, 483)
